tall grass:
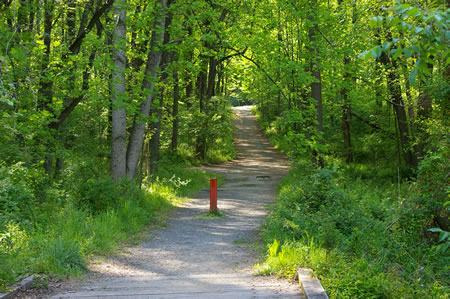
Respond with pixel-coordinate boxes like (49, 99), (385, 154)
(256, 162), (449, 298)
(0, 160), (216, 291)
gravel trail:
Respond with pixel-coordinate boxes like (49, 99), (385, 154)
(49, 106), (304, 298)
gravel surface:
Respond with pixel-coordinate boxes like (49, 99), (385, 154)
(17, 106), (304, 298)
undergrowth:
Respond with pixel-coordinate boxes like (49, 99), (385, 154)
(253, 107), (449, 298)
(0, 158), (219, 291)
(256, 159), (449, 298)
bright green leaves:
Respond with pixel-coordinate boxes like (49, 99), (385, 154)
(394, 4), (422, 18)
(358, 45), (383, 60)
(368, 16), (383, 28)
(361, 3), (448, 86)
(10, 47), (26, 61)
(371, 46), (382, 59)
(408, 68), (418, 85)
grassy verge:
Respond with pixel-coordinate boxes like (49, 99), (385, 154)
(256, 162), (448, 298)
(252, 107), (449, 298)
(0, 160), (218, 292)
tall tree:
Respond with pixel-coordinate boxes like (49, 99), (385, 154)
(111, 0), (127, 180)
(126, 0), (167, 179)
(308, 0), (324, 168)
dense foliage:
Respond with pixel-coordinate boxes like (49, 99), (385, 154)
(257, 159), (448, 297)
(247, 1), (449, 297)
(0, 0), (448, 296)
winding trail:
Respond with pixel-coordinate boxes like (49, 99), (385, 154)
(51, 106), (304, 298)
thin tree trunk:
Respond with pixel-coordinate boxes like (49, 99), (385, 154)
(341, 58), (353, 163)
(39, 0), (54, 175)
(126, 0), (167, 179)
(149, 90), (163, 173)
(171, 68), (180, 151)
(308, 4), (324, 168)
(110, 0), (127, 180)
(55, 0), (77, 176)
(415, 62), (434, 161)
(194, 56), (210, 159)
(388, 59), (416, 168)
(149, 0), (174, 173)
(339, 0), (355, 163)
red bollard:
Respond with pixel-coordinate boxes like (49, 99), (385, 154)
(210, 178), (217, 213)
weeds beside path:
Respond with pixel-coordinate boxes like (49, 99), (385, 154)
(44, 106), (303, 298)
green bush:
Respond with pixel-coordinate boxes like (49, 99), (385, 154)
(412, 148), (449, 231)
(74, 176), (143, 213)
(41, 237), (86, 276)
(258, 161), (449, 298)
(0, 163), (41, 230)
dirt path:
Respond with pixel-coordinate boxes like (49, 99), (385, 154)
(50, 106), (304, 298)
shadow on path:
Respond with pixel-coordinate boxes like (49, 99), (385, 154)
(50, 106), (303, 299)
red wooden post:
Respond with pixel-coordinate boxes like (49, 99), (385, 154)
(210, 178), (217, 213)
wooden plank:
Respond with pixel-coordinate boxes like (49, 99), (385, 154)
(297, 268), (328, 299)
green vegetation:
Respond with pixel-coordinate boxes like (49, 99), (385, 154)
(256, 159), (448, 298)
(0, 157), (220, 291)
(245, 1), (449, 297)
(197, 210), (227, 219)
(0, 0), (448, 297)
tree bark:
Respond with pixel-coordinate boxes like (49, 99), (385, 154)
(149, 0), (174, 173)
(110, 0), (127, 180)
(126, 0), (167, 179)
(415, 62), (434, 161)
(383, 55), (417, 168)
(308, 5), (324, 168)
(39, 0), (55, 175)
(171, 68), (180, 151)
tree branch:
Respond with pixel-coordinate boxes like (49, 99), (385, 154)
(351, 112), (393, 135)
(69, 0), (113, 55)
(227, 47), (290, 102)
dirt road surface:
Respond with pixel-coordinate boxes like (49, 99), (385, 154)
(49, 106), (304, 298)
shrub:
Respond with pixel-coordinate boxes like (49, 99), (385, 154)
(259, 161), (449, 298)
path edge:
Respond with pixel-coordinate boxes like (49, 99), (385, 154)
(0, 275), (39, 299)
(297, 268), (329, 299)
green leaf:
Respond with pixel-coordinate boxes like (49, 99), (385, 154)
(369, 16), (383, 28)
(428, 228), (443, 233)
(411, 45), (420, 54)
(404, 47), (412, 57)
(370, 46), (382, 59)
(408, 68), (418, 85)
(10, 47), (26, 60)
(437, 242), (449, 252)
(414, 27), (424, 34)
(439, 231), (449, 243)
(407, 8), (420, 17)
(358, 50), (370, 59)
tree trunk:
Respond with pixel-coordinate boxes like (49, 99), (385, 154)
(171, 68), (180, 151)
(308, 5), (324, 168)
(55, 0), (77, 176)
(39, 0), (55, 175)
(110, 0), (127, 180)
(341, 63), (353, 163)
(148, 1), (174, 173)
(149, 90), (163, 173)
(207, 55), (217, 99)
(126, 0), (167, 179)
(338, 0), (355, 163)
(415, 62), (434, 161)
(385, 57), (417, 168)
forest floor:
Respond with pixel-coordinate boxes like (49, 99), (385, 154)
(18, 106), (303, 298)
